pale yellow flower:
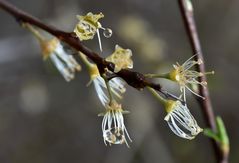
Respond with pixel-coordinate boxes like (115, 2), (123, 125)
(74, 12), (104, 41)
(41, 38), (81, 81)
(168, 55), (214, 100)
(74, 12), (112, 51)
(106, 45), (133, 73)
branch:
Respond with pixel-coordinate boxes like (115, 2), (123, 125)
(0, 0), (180, 100)
(177, 0), (228, 163)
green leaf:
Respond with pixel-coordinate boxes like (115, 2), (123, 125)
(216, 116), (230, 153)
(204, 116), (230, 154)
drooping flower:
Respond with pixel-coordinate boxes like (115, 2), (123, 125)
(168, 55), (214, 100)
(106, 45), (133, 73)
(148, 87), (202, 139)
(164, 100), (203, 139)
(23, 23), (81, 81)
(41, 38), (81, 81)
(98, 100), (132, 147)
(74, 12), (112, 51)
(88, 63), (126, 106)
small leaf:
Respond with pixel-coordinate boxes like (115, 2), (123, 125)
(216, 116), (230, 154)
(203, 116), (230, 155)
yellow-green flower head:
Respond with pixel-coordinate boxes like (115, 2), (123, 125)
(74, 12), (104, 41)
(164, 100), (203, 139)
(168, 55), (214, 100)
(41, 38), (81, 82)
(74, 12), (112, 51)
(98, 100), (132, 147)
(106, 45), (133, 73)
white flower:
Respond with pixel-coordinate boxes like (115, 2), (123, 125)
(88, 64), (126, 106)
(93, 75), (126, 106)
(23, 24), (81, 81)
(98, 101), (132, 147)
(164, 100), (203, 139)
(41, 38), (81, 81)
(168, 55), (214, 100)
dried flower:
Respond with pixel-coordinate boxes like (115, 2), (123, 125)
(74, 12), (112, 51)
(41, 38), (81, 81)
(74, 12), (104, 41)
(106, 45), (133, 73)
(98, 100), (132, 147)
(164, 100), (203, 139)
(168, 55), (214, 100)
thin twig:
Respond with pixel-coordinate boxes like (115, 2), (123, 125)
(177, 0), (228, 163)
(0, 0), (179, 100)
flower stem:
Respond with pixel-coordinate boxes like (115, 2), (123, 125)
(22, 23), (45, 42)
(147, 87), (167, 105)
(145, 73), (170, 79)
(78, 52), (93, 69)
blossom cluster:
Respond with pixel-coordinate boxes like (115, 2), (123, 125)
(24, 12), (213, 147)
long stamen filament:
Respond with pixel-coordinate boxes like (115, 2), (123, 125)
(204, 71), (215, 75)
(96, 29), (103, 52)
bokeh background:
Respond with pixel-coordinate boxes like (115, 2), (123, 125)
(0, 0), (238, 163)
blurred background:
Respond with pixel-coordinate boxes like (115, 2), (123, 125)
(0, 0), (238, 162)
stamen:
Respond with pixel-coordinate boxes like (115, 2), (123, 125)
(185, 85), (205, 100)
(96, 29), (103, 52)
(205, 71), (215, 75)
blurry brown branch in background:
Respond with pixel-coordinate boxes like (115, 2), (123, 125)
(0, 0), (181, 101)
(178, 0), (229, 163)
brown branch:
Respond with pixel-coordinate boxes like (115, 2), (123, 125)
(177, 0), (228, 163)
(0, 0), (181, 100)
